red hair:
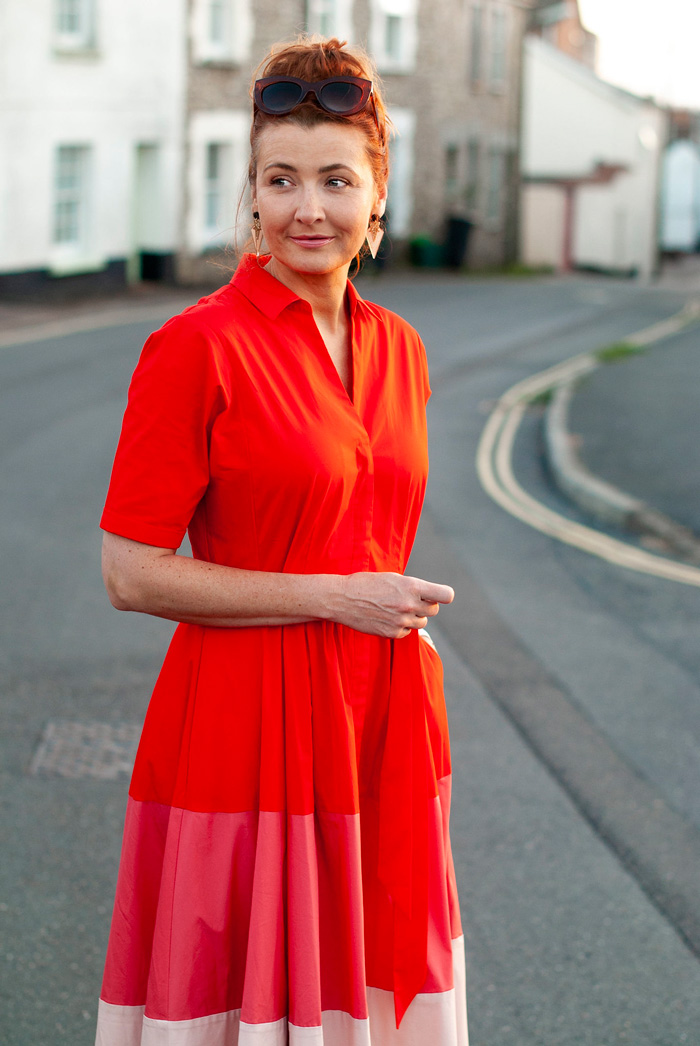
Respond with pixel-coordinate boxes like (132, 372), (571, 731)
(248, 37), (391, 192)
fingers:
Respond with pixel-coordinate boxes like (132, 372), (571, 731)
(407, 577), (455, 606)
(395, 616), (427, 639)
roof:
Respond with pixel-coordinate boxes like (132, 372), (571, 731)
(531, 0), (583, 27)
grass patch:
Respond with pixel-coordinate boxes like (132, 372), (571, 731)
(595, 341), (645, 364)
(528, 387), (555, 408)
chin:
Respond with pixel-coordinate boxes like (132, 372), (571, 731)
(281, 246), (354, 276)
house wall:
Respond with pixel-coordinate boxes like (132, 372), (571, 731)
(660, 139), (700, 252)
(521, 183), (566, 267)
(0, 0), (187, 297)
(181, 0), (533, 281)
(521, 35), (666, 278)
(529, 0), (597, 70)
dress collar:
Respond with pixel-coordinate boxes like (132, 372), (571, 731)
(230, 253), (365, 320)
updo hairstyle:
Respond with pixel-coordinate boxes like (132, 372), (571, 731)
(248, 37), (391, 195)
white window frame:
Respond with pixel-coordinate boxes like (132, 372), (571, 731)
(54, 0), (96, 52)
(306, 0), (353, 41)
(386, 107), (416, 238)
(50, 143), (92, 270)
(369, 0), (418, 75)
(489, 6), (509, 91)
(469, 4), (484, 87)
(203, 142), (230, 235)
(191, 0), (253, 65)
(187, 111), (248, 254)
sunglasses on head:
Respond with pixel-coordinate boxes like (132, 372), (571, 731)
(254, 75), (380, 134)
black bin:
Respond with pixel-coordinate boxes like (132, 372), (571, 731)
(444, 218), (472, 269)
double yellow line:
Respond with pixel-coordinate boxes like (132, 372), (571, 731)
(476, 305), (700, 588)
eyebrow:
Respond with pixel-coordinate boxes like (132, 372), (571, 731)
(262, 162), (357, 174)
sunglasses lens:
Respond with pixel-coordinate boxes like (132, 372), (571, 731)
(318, 81), (364, 113)
(260, 81), (305, 113)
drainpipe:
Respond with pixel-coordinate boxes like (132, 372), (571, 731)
(562, 182), (576, 272)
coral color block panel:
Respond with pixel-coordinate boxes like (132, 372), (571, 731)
(96, 937), (468, 1044)
(100, 801), (368, 1024)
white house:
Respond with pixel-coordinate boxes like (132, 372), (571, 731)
(660, 138), (700, 253)
(520, 35), (667, 279)
(0, 0), (187, 298)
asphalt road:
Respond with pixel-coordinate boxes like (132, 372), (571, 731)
(1, 272), (700, 1045)
(569, 322), (700, 537)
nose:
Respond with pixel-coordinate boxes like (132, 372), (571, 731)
(294, 186), (324, 224)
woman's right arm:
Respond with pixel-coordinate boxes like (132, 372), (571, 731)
(102, 531), (454, 640)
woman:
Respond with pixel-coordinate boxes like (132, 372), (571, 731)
(96, 36), (468, 1046)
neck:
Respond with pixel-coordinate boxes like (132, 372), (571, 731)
(264, 256), (349, 329)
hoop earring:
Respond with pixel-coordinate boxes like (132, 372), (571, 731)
(366, 214), (385, 260)
(251, 211), (263, 257)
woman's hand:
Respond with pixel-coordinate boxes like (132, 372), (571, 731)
(102, 532), (454, 635)
(330, 572), (454, 639)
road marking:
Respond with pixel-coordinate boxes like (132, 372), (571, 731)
(476, 308), (700, 588)
(0, 299), (195, 350)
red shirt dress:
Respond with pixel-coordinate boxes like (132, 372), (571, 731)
(95, 254), (468, 1046)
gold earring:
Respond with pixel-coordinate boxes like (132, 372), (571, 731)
(251, 211), (263, 257)
(366, 214), (385, 260)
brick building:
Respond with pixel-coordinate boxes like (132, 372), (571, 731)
(529, 0), (597, 70)
(0, 0), (534, 298)
(180, 0), (535, 281)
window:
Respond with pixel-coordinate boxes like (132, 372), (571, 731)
(306, 0), (353, 39)
(486, 148), (505, 223)
(187, 110), (248, 253)
(465, 139), (480, 213)
(54, 0), (95, 51)
(444, 144), (460, 207)
(385, 15), (402, 60)
(490, 7), (508, 89)
(470, 5), (483, 86)
(53, 145), (89, 246)
(370, 0), (418, 73)
(204, 144), (226, 232)
(191, 0), (252, 64)
(209, 0), (227, 44)
(386, 107), (416, 237)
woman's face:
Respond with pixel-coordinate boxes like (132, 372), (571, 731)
(253, 121), (386, 279)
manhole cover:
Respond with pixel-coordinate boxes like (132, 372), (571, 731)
(29, 720), (141, 780)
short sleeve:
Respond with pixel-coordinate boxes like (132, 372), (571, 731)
(418, 335), (432, 404)
(100, 318), (227, 548)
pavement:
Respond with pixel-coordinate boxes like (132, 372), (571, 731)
(3, 263), (700, 1045)
(543, 255), (700, 555)
(3, 260), (699, 559)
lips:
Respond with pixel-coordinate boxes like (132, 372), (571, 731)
(289, 236), (334, 247)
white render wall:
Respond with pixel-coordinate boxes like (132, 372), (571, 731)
(0, 0), (187, 276)
(661, 139), (700, 252)
(521, 184), (567, 268)
(521, 36), (666, 278)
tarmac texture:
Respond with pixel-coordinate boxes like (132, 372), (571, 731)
(2, 263), (700, 1045)
(568, 323), (700, 538)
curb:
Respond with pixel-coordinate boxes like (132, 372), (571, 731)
(543, 313), (700, 567)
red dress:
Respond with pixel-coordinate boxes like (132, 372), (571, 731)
(95, 254), (468, 1046)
